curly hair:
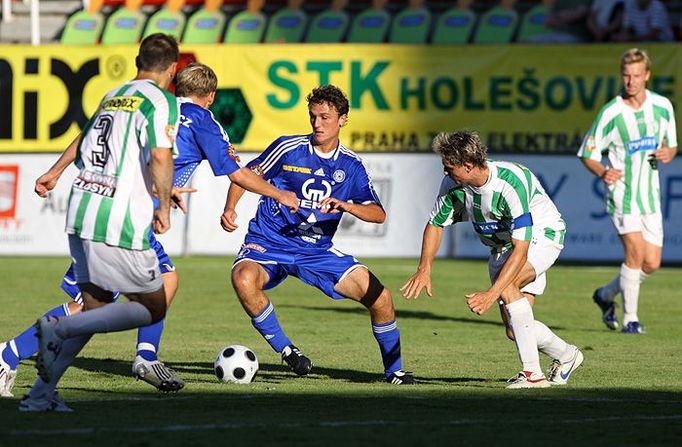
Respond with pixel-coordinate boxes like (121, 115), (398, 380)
(306, 85), (349, 116)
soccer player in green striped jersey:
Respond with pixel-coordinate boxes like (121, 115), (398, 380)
(402, 131), (583, 388)
(578, 48), (677, 335)
(21, 34), (180, 412)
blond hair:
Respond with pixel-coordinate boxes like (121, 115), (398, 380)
(620, 48), (651, 72)
(175, 62), (217, 98)
(432, 131), (487, 168)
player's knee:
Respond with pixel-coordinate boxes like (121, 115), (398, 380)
(67, 301), (84, 315)
(231, 266), (257, 295)
(643, 259), (660, 274)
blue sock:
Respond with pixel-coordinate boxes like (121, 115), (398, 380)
(251, 301), (291, 353)
(372, 319), (403, 377)
(136, 319), (165, 361)
(2, 303), (70, 369)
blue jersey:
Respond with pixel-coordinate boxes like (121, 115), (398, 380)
(174, 97), (242, 187)
(246, 134), (381, 250)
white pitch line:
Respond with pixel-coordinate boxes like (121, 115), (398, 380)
(11, 414), (682, 436)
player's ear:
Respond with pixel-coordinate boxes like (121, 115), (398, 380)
(339, 115), (347, 127)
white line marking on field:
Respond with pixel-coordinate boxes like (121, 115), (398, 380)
(11, 414), (682, 436)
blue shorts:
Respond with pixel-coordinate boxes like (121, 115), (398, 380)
(61, 232), (174, 302)
(233, 238), (364, 300)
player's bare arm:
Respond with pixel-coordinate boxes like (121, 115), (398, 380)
(34, 134), (80, 197)
(151, 147), (174, 235)
(318, 198), (385, 223)
(221, 181), (247, 232)
(401, 223), (443, 299)
(466, 238), (530, 315)
(580, 157), (623, 186)
(228, 167), (299, 212)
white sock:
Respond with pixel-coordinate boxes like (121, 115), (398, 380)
(533, 320), (569, 360)
(506, 298), (542, 375)
(640, 270), (649, 284)
(28, 334), (91, 399)
(599, 275), (620, 302)
(55, 301), (153, 339)
(620, 264), (641, 325)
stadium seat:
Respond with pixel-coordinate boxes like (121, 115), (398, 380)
(60, 0), (105, 44)
(472, 0), (519, 44)
(182, 0), (226, 43)
(264, 0), (308, 43)
(305, 0), (349, 43)
(347, 0), (391, 43)
(142, 0), (187, 41)
(223, 0), (267, 43)
(431, 1), (477, 44)
(101, 0), (147, 44)
(516, 3), (550, 42)
(388, 0), (431, 44)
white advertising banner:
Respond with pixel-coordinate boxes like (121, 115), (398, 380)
(453, 155), (682, 262)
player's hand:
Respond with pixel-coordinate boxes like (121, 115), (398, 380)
(34, 172), (59, 198)
(654, 146), (677, 164)
(601, 168), (622, 186)
(221, 208), (239, 232)
(319, 197), (350, 214)
(153, 208), (171, 235)
(466, 291), (498, 315)
(400, 269), (433, 300)
(276, 190), (299, 213)
(170, 186), (197, 214)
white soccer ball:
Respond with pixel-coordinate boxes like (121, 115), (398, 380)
(214, 345), (259, 384)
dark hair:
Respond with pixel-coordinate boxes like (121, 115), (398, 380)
(306, 85), (349, 116)
(135, 33), (179, 73)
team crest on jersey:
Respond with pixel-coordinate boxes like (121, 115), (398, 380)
(165, 125), (177, 144)
(333, 169), (346, 183)
(227, 145), (241, 163)
(585, 135), (596, 151)
(251, 164), (265, 176)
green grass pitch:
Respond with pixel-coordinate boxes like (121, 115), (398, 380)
(0, 256), (680, 446)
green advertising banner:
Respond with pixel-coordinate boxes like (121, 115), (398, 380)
(0, 43), (679, 153)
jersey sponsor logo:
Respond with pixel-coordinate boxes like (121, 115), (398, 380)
(283, 164), (312, 174)
(243, 242), (266, 253)
(627, 136), (658, 155)
(102, 96), (144, 112)
(333, 169), (346, 183)
(73, 170), (118, 198)
(227, 145), (241, 163)
(473, 220), (510, 234)
(300, 178), (332, 209)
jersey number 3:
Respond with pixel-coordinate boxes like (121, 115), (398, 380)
(92, 115), (113, 169)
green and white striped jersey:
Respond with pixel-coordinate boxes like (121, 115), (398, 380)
(578, 90), (677, 215)
(429, 160), (566, 253)
(65, 79), (179, 250)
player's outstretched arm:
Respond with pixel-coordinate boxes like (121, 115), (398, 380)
(318, 198), (385, 223)
(151, 147), (174, 235)
(221, 180), (247, 232)
(401, 223), (443, 299)
(228, 167), (299, 212)
(34, 134), (81, 197)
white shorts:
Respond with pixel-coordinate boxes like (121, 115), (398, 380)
(68, 234), (163, 294)
(610, 212), (663, 247)
(488, 237), (562, 296)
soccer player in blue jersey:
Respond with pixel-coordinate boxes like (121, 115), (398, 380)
(221, 85), (413, 384)
(0, 63), (298, 401)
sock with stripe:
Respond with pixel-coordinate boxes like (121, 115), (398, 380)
(372, 319), (402, 377)
(251, 301), (291, 353)
(2, 303), (71, 370)
(506, 297), (542, 375)
(136, 319), (165, 361)
(620, 264), (641, 325)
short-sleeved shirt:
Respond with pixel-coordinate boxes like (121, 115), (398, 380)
(429, 160), (565, 253)
(65, 79), (179, 250)
(245, 134), (381, 251)
(173, 97), (242, 187)
(578, 90), (677, 215)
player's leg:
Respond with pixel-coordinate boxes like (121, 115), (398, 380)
(231, 251), (308, 375)
(334, 266), (413, 384)
(619, 231), (646, 333)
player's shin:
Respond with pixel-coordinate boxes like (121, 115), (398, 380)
(27, 334), (91, 399)
(505, 298), (542, 375)
(136, 319), (165, 361)
(251, 301), (292, 353)
(533, 320), (571, 360)
(372, 320), (402, 377)
(620, 264), (641, 324)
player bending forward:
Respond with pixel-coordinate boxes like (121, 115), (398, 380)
(402, 131), (583, 389)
